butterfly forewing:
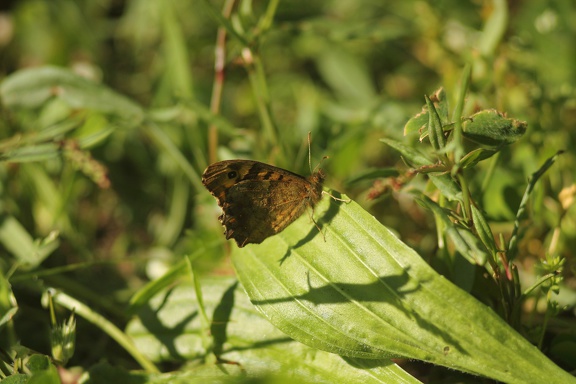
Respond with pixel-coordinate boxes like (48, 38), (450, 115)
(202, 160), (325, 247)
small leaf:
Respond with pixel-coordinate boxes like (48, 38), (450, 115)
(403, 106), (429, 136)
(26, 355), (60, 384)
(459, 148), (498, 168)
(462, 110), (527, 147)
(381, 138), (462, 202)
(418, 197), (488, 265)
(404, 88), (448, 136)
(380, 138), (433, 167)
(470, 204), (498, 256)
(428, 174), (463, 202)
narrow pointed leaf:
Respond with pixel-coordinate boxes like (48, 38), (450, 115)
(345, 168), (399, 185)
(380, 138), (433, 167)
(417, 197), (488, 265)
(470, 204), (498, 256)
(0, 214), (59, 267)
(0, 66), (144, 126)
(425, 95), (446, 150)
(459, 148), (498, 168)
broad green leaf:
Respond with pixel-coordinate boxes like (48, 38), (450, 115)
(232, 191), (574, 384)
(73, 113), (116, 148)
(462, 109), (527, 147)
(83, 359), (412, 384)
(127, 277), (419, 383)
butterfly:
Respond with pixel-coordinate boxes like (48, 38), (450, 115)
(201, 160), (325, 247)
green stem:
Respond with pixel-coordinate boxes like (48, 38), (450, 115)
(457, 173), (472, 222)
(244, 49), (279, 152)
(508, 151), (564, 260)
(51, 289), (160, 374)
(452, 64), (471, 164)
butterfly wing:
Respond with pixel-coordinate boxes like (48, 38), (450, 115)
(222, 178), (312, 246)
(201, 160), (262, 205)
(202, 160), (324, 247)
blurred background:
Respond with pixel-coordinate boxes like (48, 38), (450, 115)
(0, 0), (575, 378)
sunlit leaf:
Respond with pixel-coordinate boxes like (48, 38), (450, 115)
(127, 277), (418, 383)
(232, 191), (573, 384)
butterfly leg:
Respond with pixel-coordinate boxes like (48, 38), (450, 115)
(322, 190), (351, 203)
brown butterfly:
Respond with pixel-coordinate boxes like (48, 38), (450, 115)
(202, 160), (325, 247)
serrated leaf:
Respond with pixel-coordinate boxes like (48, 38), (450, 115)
(231, 192), (574, 384)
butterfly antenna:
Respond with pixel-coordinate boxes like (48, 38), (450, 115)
(308, 132), (329, 174)
(307, 132), (312, 173)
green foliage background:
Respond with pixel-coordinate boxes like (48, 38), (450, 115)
(0, 0), (575, 383)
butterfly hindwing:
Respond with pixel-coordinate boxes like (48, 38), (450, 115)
(202, 160), (325, 247)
